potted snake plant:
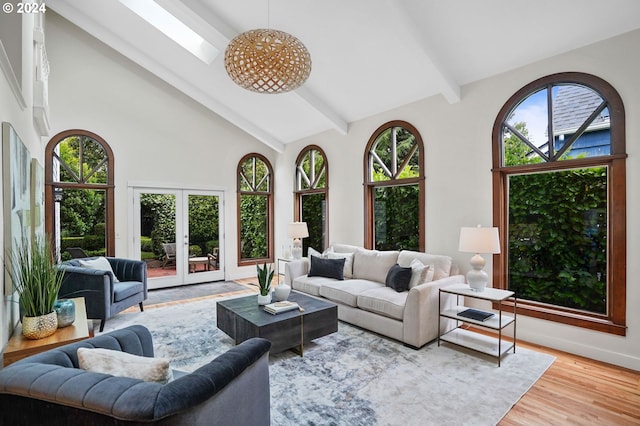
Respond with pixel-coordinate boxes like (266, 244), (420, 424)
(256, 263), (274, 305)
(6, 235), (65, 339)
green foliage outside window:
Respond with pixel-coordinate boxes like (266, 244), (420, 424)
(508, 167), (607, 314)
(240, 194), (268, 259)
(374, 184), (419, 251)
(301, 193), (325, 254)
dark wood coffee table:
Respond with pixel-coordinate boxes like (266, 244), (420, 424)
(216, 291), (338, 355)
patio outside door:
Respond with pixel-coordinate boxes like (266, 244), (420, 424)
(132, 188), (224, 289)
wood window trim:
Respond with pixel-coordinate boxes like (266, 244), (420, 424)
(491, 72), (626, 336)
(363, 120), (425, 251)
(294, 145), (329, 250)
(237, 153), (274, 266)
(44, 129), (115, 257)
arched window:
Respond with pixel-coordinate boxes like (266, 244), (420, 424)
(237, 153), (274, 265)
(492, 72), (626, 335)
(294, 145), (328, 254)
(45, 130), (115, 259)
(364, 120), (425, 251)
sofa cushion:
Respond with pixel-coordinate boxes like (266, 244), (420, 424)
(327, 251), (354, 278)
(319, 279), (383, 307)
(78, 256), (120, 282)
(357, 287), (408, 320)
(385, 264), (412, 292)
(113, 281), (144, 302)
(309, 255), (345, 280)
(397, 251), (453, 281)
(307, 246), (327, 259)
(292, 275), (337, 296)
(331, 243), (361, 254)
(408, 259), (435, 289)
(77, 347), (173, 384)
(353, 249), (399, 283)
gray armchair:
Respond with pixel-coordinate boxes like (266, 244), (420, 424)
(57, 257), (148, 332)
(0, 325), (271, 425)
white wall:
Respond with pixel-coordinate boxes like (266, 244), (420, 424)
(278, 29), (640, 370)
(45, 11), (278, 281)
(0, 13), (46, 347)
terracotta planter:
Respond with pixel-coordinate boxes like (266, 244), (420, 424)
(22, 311), (58, 339)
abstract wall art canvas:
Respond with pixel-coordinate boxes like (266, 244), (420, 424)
(2, 122), (31, 295)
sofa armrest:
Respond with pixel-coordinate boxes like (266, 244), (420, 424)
(57, 265), (112, 319)
(402, 275), (466, 348)
(155, 338), (271, 421)
(284, 258), (309, 286)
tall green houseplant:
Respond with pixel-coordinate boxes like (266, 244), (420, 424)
(6, 235), (65, 318)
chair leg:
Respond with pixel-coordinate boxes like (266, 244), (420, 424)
(99, 320), (105, 332)
(139, 302), (144, 312)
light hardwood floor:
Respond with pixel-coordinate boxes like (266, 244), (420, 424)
(500, 338), (640, 425)
(234, 279), (640, 424)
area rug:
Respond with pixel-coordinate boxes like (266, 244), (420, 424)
(103, 296), (555, 426)
(144, 281), (252, 306)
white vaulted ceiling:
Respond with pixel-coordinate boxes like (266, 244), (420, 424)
(47, 0), (640, 152)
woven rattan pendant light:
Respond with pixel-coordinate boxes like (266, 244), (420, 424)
(224, 3), (311, 94)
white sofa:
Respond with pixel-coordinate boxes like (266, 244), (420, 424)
(285, 243), (465, 348)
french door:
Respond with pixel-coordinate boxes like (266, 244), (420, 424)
(131, 187), (224, 289)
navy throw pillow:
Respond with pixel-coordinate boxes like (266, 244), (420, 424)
(385, 264), (412, 292)
(309, 255), (345, 280)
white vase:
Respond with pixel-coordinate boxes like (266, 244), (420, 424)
(257, 293), (272, 305)
(274, 283), (291, 302)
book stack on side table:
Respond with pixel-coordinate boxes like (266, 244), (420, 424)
(264, 301), (301, 315)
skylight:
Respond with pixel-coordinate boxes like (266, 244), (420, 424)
(119, 0), (218, 64)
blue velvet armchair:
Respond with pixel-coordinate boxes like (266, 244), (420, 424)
(57, 257), (148, 332)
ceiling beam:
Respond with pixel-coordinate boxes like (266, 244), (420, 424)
(183, 0), (348, 136)
(396, 1), (461, 104)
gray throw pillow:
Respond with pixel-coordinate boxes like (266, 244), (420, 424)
(308, 255), (345, 280)
(385, 264), (412, 292)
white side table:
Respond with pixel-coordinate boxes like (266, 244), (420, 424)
(438, 284), (516, 366)
(277, 257), (294, 283)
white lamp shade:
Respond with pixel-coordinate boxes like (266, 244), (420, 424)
(287, 222), (309, 239)
(458, 226), (501, 254)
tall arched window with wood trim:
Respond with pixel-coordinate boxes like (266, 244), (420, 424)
(295, 145), (328, 255)
(364, 121), (425, 251)
(45, 130), (115, 259)
(492, 72), (626, 335)
(237, 153), (274, 265)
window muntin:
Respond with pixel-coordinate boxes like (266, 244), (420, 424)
(237, 154), (273, 264)
(295, 146), (328, 253)
(504, 84), (611, 167)
(364, 121), (424, 251)
(493, 72), (626, 335)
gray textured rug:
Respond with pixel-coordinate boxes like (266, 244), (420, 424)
(103, 296), (555, 426)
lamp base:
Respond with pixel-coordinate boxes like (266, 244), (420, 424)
(292, 239), (303, 260)
(467, 254), (488, 292)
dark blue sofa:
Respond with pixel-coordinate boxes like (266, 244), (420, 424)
(0, 325), (271, 425)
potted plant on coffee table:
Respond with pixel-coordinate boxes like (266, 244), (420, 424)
(256, 263), (274, 305)
(6, 235), (65, 339)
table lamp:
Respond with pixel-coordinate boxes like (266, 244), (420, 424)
(288, 222), (309, 260)
(458, 225), (501, 292)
